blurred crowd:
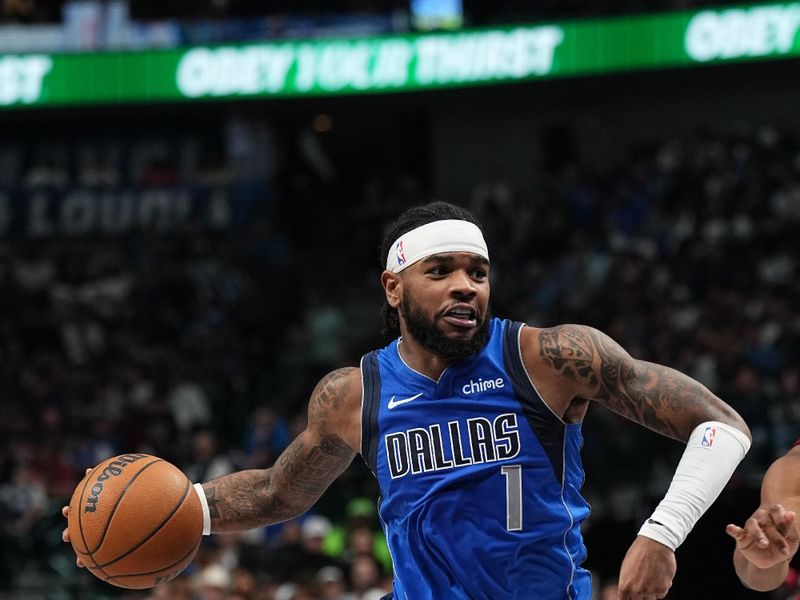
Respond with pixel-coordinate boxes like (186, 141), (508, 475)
(0, 0), (766, 57)
(0, 0), (764, 25)
(1, 116), (800, 599)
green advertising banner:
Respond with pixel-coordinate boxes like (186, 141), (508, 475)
(1, 2), (799, 108)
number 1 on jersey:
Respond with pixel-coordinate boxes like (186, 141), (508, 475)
(501, 464), (522, 531)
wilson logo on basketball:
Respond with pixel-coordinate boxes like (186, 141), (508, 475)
(84, 453), (148, 513)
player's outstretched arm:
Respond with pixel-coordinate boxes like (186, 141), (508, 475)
(199, 367), (361, 533)
(61, 367), (361, 564)
(727, 447), (800, 591)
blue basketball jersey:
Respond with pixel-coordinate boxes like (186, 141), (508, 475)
(360, 318), (591, 600)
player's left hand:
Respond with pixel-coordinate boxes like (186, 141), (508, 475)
(617, 535), (676, 600)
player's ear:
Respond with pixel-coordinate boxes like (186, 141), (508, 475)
(381, 270), (402, 308)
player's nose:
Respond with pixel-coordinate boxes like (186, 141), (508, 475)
(449, 270), (477, 296)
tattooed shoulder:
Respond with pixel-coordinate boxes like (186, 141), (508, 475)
(537, 324), (601, 391)
(308, 367), (358, 412)
(307, 367), (361, 441)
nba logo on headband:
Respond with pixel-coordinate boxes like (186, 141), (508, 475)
(395, 240), (407, 268)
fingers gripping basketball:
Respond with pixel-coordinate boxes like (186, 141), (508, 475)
(67, 454), (203, 589)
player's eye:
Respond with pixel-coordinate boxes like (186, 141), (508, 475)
(471, 269), (487, 280)
(426, 266), (447, 276)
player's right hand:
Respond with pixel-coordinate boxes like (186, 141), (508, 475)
(617, 535), (675, 599)
(726, 503), (800, 569)
(62, 468), (93, 568)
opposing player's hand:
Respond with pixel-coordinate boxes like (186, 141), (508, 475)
(61, 468), (92, 568)
(726, 504), (800, 570)
(617, 535), (675, 599)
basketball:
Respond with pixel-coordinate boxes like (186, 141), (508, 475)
(67, 453), (203, 589)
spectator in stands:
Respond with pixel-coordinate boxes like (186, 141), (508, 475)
(348, 555), (388, 599)
(242, 406), (290, 469)
(314, 565), (354, 600)
(183, 428), (235, 484)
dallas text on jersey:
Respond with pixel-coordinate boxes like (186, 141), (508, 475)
(385, 413), (521, 479)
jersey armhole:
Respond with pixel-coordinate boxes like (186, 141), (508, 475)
(360, 350), (381, 475)
(502, 320), (567, 484)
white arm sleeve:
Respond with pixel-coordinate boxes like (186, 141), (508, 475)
(193, 482), (212, 536)
(638, 421), (751, 550)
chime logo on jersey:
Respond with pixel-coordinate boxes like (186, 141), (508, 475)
(461, 376), (505, 395)
(384, 413), (521, 479)
(701, 426), (716, 447)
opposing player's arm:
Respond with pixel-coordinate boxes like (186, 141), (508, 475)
(760, 447), (800, 514)
(201, 367), (361, 533)
(527, 324), (749, 440)
(728, 447), (800, 591)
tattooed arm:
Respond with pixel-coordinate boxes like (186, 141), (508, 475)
(201, 367), (362, 533)
(523, 324), (748, 440)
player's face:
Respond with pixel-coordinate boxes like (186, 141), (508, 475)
(399, 252), (491, 358)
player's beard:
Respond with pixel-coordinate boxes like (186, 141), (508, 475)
(400, 290), (491, 359)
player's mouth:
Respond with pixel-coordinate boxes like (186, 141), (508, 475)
(441, 304), (478, 329)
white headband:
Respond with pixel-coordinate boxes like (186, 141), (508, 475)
(386, 219), (489, 273)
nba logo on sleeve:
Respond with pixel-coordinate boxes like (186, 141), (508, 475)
(701, 426), (716, 447)
(396, 240), (407, 267)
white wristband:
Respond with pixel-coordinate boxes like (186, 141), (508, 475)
(638, 421), (750, 551)
(193, 482), (212, 536)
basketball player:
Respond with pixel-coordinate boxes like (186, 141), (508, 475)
(726, 443), (800, 591)
(64, 202), (752, 600)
